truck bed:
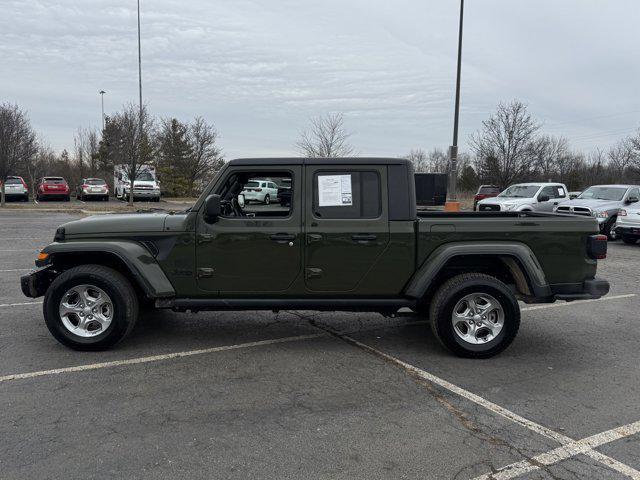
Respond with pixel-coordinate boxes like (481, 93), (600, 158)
(415, 211), (600, 286)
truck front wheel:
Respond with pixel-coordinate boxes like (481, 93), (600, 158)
(43, 265), (139, 351)
(429, 273), (520, 358)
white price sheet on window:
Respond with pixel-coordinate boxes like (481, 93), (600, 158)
(318, 174), (352, 206)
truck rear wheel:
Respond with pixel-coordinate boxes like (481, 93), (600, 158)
(429, 273), (520, 358)
(43, 265), (139, 351)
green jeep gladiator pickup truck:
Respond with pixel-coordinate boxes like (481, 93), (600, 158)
(21, 158), (610, 358)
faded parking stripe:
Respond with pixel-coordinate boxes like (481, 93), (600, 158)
(0, 333), (325, 383)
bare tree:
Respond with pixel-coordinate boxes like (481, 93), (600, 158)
(296, 113), (354, 157)
(186, 117), (224, 196)
(26, 142), (56, 195)
(405, 149), (428, 172)
(405, 148), (448, 173)
(531, 135), (569, 180)
(470, 100), (540, 187)
(98, 104), (154, 205)
(0, 103), (37, 206)
(608, 138), (634, 181)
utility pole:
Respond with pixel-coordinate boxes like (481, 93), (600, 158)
(99, 90), (106, 131)
(445, 0), (464, 211)
(131, 0), (143, 206)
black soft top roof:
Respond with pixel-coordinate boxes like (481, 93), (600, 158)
(228, 157), (411, 166)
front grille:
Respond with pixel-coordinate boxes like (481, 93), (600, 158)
(479, 204), (500, 212)
(556, 206), (592, 216)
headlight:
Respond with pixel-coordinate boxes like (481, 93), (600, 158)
(619, 209), (627, 216)
(502, 203), (516, 211)
(593, 211), (609, 218)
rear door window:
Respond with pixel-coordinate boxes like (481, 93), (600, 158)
(313, 171), (381, 219)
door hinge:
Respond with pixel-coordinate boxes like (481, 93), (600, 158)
(305, 267), (323, 279)
(197, 268), (215, 278)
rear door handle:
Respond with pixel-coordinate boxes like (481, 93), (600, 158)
(270, 233), (296, 243)
(351, 233), (377, 243)
(307, 233), (323, 244)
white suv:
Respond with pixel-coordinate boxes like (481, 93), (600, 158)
(3, 176), (29, 202)
(241, 179), (279, 204)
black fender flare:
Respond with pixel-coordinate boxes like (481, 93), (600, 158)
(39, 241), (175, 298)
(404, 241), (552, 299)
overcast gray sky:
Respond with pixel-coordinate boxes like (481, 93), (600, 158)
(1, 0), (639, 159)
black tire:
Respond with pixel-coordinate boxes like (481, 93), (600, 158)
(64, 195), (70, 202)
(603, 217), (617, 240)
(43, 265), (139, 351)
(263, 194), (270, 205)
(429, 273), (520, 358)
(622, 235), (638, 245)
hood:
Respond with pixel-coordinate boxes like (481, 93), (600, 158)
(62, 212), (169, 236)
(557, 198), (621, 210)
(478, 196), (533, 205)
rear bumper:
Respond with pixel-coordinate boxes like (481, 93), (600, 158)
(553, 277), (610, 301)
(20, 267), (56, 298)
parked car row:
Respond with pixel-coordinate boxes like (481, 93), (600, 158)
(476, 182), (640, 240)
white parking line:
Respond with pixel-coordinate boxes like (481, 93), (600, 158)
(522, 294), (636, 312)
(0, 333), (325, 384)
(0, 249), (39, 252)
(0, 301), (42, 308)
(314, 326), (640, 480)
(472, 420), (640, 480)
(0, 268), (32, 272)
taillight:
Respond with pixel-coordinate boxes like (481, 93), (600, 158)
(20, 178), (28, 189)
(255, 188), (262, 192)
(588, 234), (608, 260)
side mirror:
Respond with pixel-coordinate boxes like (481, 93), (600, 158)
(237, 193), (245, 208)
(204, 194), (221, 222)
(538, 194), (550, 202)
(626, 196), (639, 204)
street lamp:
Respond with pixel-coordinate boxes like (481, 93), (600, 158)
(98, 90), (106, 131)
(129, 0), (144, 206)
(446, 0), (464, 212)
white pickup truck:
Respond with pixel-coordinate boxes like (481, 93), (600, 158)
(114, 165), (161, 202)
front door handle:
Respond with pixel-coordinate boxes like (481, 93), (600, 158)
(270, 233), (296, 244)
(351, 233), (377, 243)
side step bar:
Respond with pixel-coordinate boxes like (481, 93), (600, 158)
(157, 298), (417, 313)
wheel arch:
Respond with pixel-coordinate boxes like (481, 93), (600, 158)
(405, 242), (552, 302)
(41, 241), (175, 300)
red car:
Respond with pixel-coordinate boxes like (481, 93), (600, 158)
(36, 177), (70, 202)
(473, 185), (501, 210)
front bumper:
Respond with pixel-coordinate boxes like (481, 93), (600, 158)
(20, 267), (57, 298)
(553, 277), (610, 301)
(127, 189), (160, 198)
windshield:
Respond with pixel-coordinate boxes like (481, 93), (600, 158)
(86, 179), (106, 185)
(498, 185), (540, 198)
(577, 186), (627, 201)
(135, 172), (154, 181)
(478, 186), (499, 194)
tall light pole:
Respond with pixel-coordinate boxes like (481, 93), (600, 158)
(130, 0), (144, 206)
(446, 0), (464, 211)
(99, 90), (106, 131)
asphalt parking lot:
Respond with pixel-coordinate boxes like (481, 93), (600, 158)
(1, 210), (639, 480)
